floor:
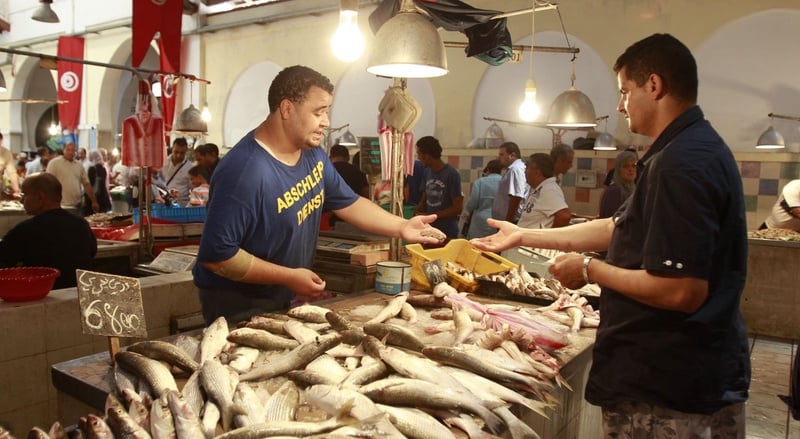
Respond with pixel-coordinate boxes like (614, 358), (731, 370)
(747, 335), (800, 438)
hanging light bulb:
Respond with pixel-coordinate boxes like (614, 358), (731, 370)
(48, 122), (60, 136)
(518, 2), (539, 122)
(331, 0), (365, 62)
(201, 103), (212, 122)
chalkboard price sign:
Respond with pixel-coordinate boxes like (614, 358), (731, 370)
(76, 269), (147, 338)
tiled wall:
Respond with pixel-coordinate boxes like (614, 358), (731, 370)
(0, 272), (201, 437)
(446, 150), (800, 231)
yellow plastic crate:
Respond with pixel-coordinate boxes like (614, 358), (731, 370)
(405, 239), (518, 292)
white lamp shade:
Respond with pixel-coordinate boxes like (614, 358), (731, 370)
(593, 132), (616, 150)
(175, 104), (208, 133)
(755, 125), (785, 150)
(367, 11), (448, 78)
(547, 87), (597, 128)
(32, 0), (59, 23)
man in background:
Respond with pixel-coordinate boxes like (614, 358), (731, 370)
(0, 173), (96, 289)
(517, 153), (571, 229)
(195, 142), (220, 179)
(414, 136), (463, 239)
(550, 143), (574, 184)
(329, 144), (368, 197)
(491, 141), (528, 223)
(158, 137), (192, 206)
(46, 142), (99, 215)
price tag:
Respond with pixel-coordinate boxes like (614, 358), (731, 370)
(359, 137), (382, 175)
(76, 269), (147, 338)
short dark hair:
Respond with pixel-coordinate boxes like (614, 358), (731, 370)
(329, 144), (349, 160)
(268, 65), (334, 113)
(23, 172), (62, 203)
(550, 143), (573, 162)
(483, 159), (502, 175)
(528, 153), (554, 178)
(613, 33), (698, 103)
(195, 143), (219, 157)
(416, 136), (442, 159)
(187, 165), (209, 181)
(499, 141), (520, 158)
(173, 137), (188, 148)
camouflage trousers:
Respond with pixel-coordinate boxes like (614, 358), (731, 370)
(601, 401), (745, 439)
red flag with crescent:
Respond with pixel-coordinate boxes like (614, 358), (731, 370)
(158, 39), (178, 140)
(57, 36), (84, 132)
(132, 0), (183, 71)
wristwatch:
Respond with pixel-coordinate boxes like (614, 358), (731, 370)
(582, 256), (593, 284)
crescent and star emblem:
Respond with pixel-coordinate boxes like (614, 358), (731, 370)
(60, 71), (80, 92)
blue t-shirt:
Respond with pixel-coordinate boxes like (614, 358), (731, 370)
(422, 163), (462, 238)
(193, 131), (359, 303)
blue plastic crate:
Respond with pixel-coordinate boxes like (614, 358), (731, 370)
(132, 205), (206, 223)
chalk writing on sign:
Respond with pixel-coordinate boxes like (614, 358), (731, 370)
(76, 269), (147, 338)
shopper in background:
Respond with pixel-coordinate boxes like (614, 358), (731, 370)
(46, 142), (99, 215)
(472, 33), (749, 437)
(158, 137), (192, 207)
(329, 144), (368, 197)
(517, 153), (571, 229)
(0, 173), (97, 289)
(491, 141), (528, 223)
(193, 65), (445, 325)
(598, 149), (638, 218)
(85, 150), (111, 214)
(187, 165), (210, 207)
(462, 159), (502, 239)
(78, 147), (91, 172)
(414, 135), (463, 239)
(760, 179), (800, 231)
(405, 159), (426, 206)
(550, 143), (575, 184)
(0, 133), (21, 199)
(195, 142), (220, 179)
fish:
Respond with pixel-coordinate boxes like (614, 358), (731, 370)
(305, 354), (349, 382)
(48, 422), (66, 439)
(127, 399), (151, 433)
(493, 406), (541, 439)
(376, 404), (457, 439)
(105, 404), (152, 438)
(304, 384), (405, 439)
(27, 427), (50, 439)
(432, 410), (485, 439)
(227, 327), (299, 351)
(165, 390), (205, 439)
(199, 316), (229, 364)
(286, 369), (338, 387)
(245, 316), (288, 334)
(114, 351), (178, 399)
(452, 309), (476, 345)
(443, 366), (551, 418)
(232, 383), (265, 428)
(148, 395), (175, 439)
(282, 319), (321, 344)
(287, 304), (331, 323)
(179, 370), (204, 419)
(226, 346), (260, 374)
(114, 362), (139, 397)
(200, 401), (220, 439)
(365, 291), (409, 324)
(405, 293), (447, 308)
(199, 359), (239, 432)
(399, 302), (418, 324)
(126, 340), (200, 373)
(79, 414), (114, 439)
(359, 377), (505, 434)
(429, 308), (454, 320)
(263, 380), (300, 423)
(212, 410), (355, 439)
(324, 311), (359, 332)
(340, 356), (390, 388)
(173, 334), (201, 364)
(239, 333), (343, 381)
(362, 322), (426, 352)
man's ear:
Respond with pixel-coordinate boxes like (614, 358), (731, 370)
(648, 73), (667, 100)
(279, 99), (294, 120)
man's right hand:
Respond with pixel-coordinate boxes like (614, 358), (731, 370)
(286, 267), (327, 297)
(469, 218), (522, 253)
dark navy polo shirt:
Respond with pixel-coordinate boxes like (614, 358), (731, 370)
(585, 106), (750, 414)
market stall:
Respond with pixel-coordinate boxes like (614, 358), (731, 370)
(51, 290), (600, 438)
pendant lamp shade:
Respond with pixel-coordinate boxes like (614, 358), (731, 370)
(594, 132), (616, 150)
(755, 125), (785, 150)
(338, 129), (357, 146)
(547, 87), (597, 128)
(367, 10), (448, 78)
(32, 0), (59, 23)
(175, 104), (208, 134)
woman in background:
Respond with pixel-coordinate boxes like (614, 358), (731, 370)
(599, 150), (637, 218)
(463, 159), (502, 239)
(86, 149), (111, 214)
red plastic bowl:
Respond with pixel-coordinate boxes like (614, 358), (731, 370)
(0, 267), (61, 302)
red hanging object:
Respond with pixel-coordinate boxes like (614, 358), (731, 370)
(57, 36), (84, 132)
(122, 80), (165, 168)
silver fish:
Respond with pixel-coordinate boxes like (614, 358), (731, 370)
(245, 316), (288, 334)
(165, 390), (205, 439)
(179, 370), (204, 418)
(114, 362), (139, 397)
(199, 316), (229, 364)
(376, 404), (457, 439)
(399, 302), (418, 324)
(106, 404), (152, 439)
(239, 333), (343, 381)
(443, 366), (551, 418)
(304, 384), (405, 439)
(226, 346), (260, 374)
(148, 395), (176, 439)
(359, 377), (504, 435)
(232, 382), (265, 428)
(126, 340), (200, 373)
(200, 401), (220, 439)
(227, 327), (299, 351)
(282, 319), (321, 344)
(287, 303), (331, 323)
(362, 322), (426, 352)
(127, 399), (151, 433)
(340, 356), (389, 387)
(80, 414), (114, 439)
(115, 351), (178, 399)
(493, 405), (541, 439)
(452, 309), (475, 345)
(173, 334), (201, 364)
(305, 354), (349, 383)
(263, 380), (299, 423)
(199, 359), (239, 432)
(365, 291), (409, 324)
(213, 412), (354, 439)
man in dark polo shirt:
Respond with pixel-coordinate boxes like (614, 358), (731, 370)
(471, 33), (749, 437)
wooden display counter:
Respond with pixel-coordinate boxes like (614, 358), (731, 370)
(51, 292), (600, 439)
(741, 238), (800, 338)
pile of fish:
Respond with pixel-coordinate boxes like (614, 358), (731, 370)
(478, 266), (601, 301)
(17, 290), (599, 439)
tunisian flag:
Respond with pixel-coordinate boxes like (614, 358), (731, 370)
(57, 36), (84, 132)
(158, 42), (178, 138)
(132, 0), (183, 71)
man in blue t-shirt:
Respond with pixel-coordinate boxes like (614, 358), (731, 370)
(471, 34), (749, 437)
(413, 136), (463, 239)
(193, 66), (446, 324)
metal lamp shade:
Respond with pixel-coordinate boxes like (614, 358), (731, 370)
(32, 0), (59, 23)
(175, 104), (208, 133)
(338, 129), (357, 146)
(367, 11), (448, 79)
(547, 87), (597, 128)
(593, 132), (616, 151)
(755, 125), (785, 150)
